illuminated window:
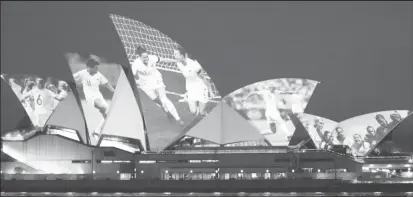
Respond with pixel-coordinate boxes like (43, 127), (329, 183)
(139, 160), (156, 164)
(71, 160), (91, 163)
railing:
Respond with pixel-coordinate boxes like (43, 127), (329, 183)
(144, 148), (365, 156)
(361, 156), (413, 160)
(147, 148), (292, 155)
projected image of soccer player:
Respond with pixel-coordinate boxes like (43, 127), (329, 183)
(2, 75), (36, 125)
(21, 78), (37, 122)
(375, 114), (389, 139)
(364, 126), (379, 147)
(244, 88), (290, 140)
(350, 134), (370, 156)
(33, 78), (56, 128)
(2, 74), (71, 133)
(19, 77), (55, 129)
(314, 118), (325, 140)
(331, 110), (410, 156)
(5, 76), (23, 99)
(73, 57), (115, 140)
(320, 131), (334, 150)
(334, 127), (348, 145)
(224, 78), (319, 146)
(54, 81), (69, 101)
(298, 113), (339, 149)
(174, 47), (212, 117)
(388, 111), (402, 128)
(131, 46), (184, 125)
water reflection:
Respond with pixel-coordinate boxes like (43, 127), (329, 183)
(1, 192), (412, 196)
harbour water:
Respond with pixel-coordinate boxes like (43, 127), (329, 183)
(1, 192), (413, 197)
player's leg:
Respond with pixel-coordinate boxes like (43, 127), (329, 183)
(31, 109), (42, 130)
(93, 98), (109, 118)
(141, 85), (169, 113)
(37, 111), (48, 129)
(24, 104), (37, 128)
(269, 122), (277, 134)
(187, 100), (198, 115)
(185, 89), (198, 115)
(155, 86), (183, 125)
(152, 97), (164, 110)
(197, 87), (209, 117)
(93, 118), (106, 140)
(141, 84), (181, 122)
(188, 86), (209, 117)
(267, 110), (289, 136)
(92, 97), (109, 139)
(265, 109), (278, 134)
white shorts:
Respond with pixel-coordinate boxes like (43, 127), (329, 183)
(36, 111), (51, 127)
(85, 93), (107, 107)
(25, 106), (38, 126)
(187, 85), (209, 103)
(138, 78), (166, 100)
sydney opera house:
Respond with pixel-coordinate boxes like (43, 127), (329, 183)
(1, 1), (413, 194)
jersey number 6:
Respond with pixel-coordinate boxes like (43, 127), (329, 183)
(36, 95), (43, 105)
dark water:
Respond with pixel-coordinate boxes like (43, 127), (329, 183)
(1, 192), (413, 197)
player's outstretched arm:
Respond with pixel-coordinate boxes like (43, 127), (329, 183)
(178, 92), (188, 103)
(243, 91), (261, 101)
(98, 74), (115, 93)
(103, 82), (115, 93)
(53, 91), (68, 101)
(20, 92), (31, 102)
(72, 71), (83, 84)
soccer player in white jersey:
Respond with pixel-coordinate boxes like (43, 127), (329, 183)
(21, 78), (36, 108)
(32, 78), (56, 128)
(131, 47), (184, 125)
(174, 47), (211, 117)
(48, 81), (70, 110)
(244, 88), (290, 137)
(21, 78), (55, 129)
(73, 57), (115, 139)
(53, 81), (69, 101)
(7, 77), (24, 100)
(20, 78), (37, 126)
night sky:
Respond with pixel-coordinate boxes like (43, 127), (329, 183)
(2, 2), (412, 136)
